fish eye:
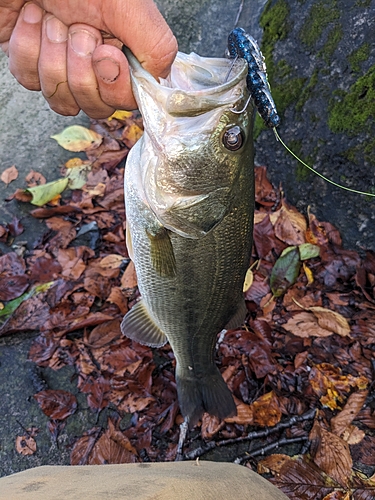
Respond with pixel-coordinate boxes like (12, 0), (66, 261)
(223, 126), (244, 151)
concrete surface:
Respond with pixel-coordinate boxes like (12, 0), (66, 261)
(0, 461), (289, 500)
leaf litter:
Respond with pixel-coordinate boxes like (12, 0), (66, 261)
(1, 113), (374, 499)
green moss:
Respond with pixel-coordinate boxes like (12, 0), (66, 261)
(254, 114), (265, 139)
(328, 64), (375, 134)
(318, 24), (343, 63)
(355, 0), (371, 6)
(296, 68), (319, 112)
(348, 43), (371, 72)
(299, 1), (340, 48)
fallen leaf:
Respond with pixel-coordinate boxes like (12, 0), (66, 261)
(252, 391), (282, 427)
(51, 125), (103, 152)
(331, 390), (368, 439)
(0, 274), (29, 301)
(121, 261), (137, 290)
(26, 177), (69, 206)
(1, 165), (18, 185)
(65, 163), (92, 190)
(99, 254), (125, 269)
(299, 243), (320, 260)
(108, 110), (133, 121)
(122, 123), (143, 148)
(309, 420), (352, 488)
(15, 435), (37, 456)
(270, 246), (301, 297)
(309, 364), (368, 410)
(34, 389), (77, 420)
(243, 267), (254, 291)
(25, 170), (46, 187)
(270, 199), (307, 245)
(284, 305), (351, 339)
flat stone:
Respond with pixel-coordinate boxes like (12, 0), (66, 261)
(0, 461), (288, 500)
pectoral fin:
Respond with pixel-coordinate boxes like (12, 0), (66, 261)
(146, 226), (176, 278)
(121, 299), (167, 347)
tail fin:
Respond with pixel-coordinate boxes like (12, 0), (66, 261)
(176, 368), (236, 427)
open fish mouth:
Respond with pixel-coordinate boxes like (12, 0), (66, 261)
(123, 47), (249, 127)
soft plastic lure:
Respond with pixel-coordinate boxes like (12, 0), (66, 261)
(227, 27), (280, 128)
(227, 27), (375, 197)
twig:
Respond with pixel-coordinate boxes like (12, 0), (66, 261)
(234, 436), (308, 464)
(184, 408), (316, 460)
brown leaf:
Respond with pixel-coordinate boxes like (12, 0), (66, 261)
(71, 422), (137, 466)
(309, 420), (352, 487)
(201, 413), (225, 439)
(331, 390), (368, 439)
(284, 305), (351, 338)
(70, 427), (102, 465)
(225, 397), (254, 425)
(15, 435), (37, 456)
(121, 260), (137, 290)
(56, 247), (87, 280)
(259, 454), (338, 498)
(351, 435), (375, 466)
(252, 391), (282, 427)
(25, 170), (46, 187)
(270, 199), (307, 246)
(309, 364), (368, 411)
(99, 254), (125, 269)
(106, 287), (129, 315)
(0, 274), (29, 301)
(34, 389), (77, 420)
(1, 165), (18, 185)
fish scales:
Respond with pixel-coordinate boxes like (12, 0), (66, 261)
(121, 48), (255, 426)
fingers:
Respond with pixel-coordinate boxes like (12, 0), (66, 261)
(92, 44), (137, 110)
(8, 2), (44, 90)
(38, 15), (79, 115)
(66, 25), (115, 118)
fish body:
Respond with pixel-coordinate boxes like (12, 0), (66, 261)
(121, 48), (255, 426)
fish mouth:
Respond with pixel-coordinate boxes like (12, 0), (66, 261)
(123, 47), (248, 117)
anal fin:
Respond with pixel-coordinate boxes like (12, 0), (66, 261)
(121, 299), (167, 347)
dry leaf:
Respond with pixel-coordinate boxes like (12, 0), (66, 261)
(284, 304), (351, 338)
(252, 391), (282, 427)
(15, 435), (37, 456)
(121, 261), (137, 290)
(331, 390), (368, 439)
(270, 199), (307, 246)
(309, 420), (352, 488)
(99, 254), (125, 269)
(1, 165), (18, 185)
(25, 170), (46, 187)
(51, 125), (102, 152)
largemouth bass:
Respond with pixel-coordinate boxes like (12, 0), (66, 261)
(121, 47), (255, 426)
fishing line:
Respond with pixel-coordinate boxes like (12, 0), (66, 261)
(227, 27), (375, 198)
(273, 129), (375, 197)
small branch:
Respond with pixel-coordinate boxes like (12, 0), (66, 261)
(184, 408), (316, 460)
(234, 436), (308, 464)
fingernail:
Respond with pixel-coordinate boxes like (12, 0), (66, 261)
(46, 16), (68, 43)
(70, 30), (98, 56)
(23, 3), (43, 24)
(94, 58), (120, 82)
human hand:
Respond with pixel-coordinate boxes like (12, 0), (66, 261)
(0, 0), (177, 118)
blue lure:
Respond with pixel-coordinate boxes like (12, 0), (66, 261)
(228, 27), (280, 128)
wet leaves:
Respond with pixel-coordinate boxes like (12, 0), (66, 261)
(2, 115), (374, 498)
(34, 390), (77, 420)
